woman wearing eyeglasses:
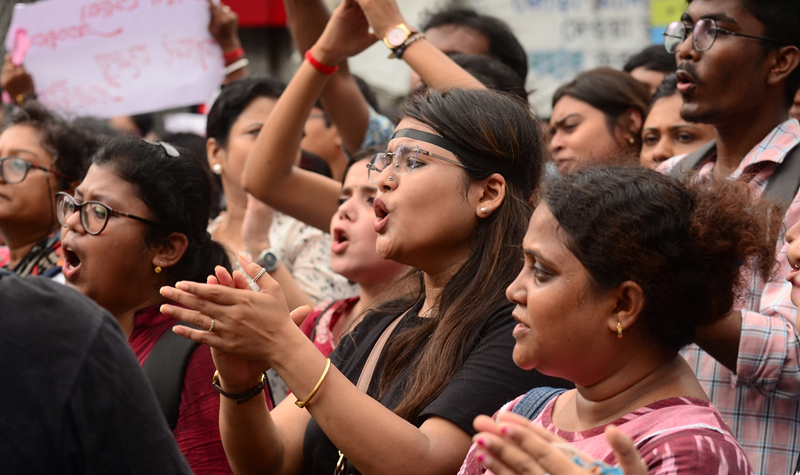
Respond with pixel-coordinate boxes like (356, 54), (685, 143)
(0, 102), (96, 278)
(57, 136), (244, 475)
(160, 86), (570, 475)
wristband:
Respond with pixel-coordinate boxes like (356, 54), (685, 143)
(224, 58), (249, 76)
(212, 370), (267, 405)
(223, 47), (245, 66)
(305, 50), (338, 75)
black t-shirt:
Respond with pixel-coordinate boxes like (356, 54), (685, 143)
(0, 271), (192, 475)
(302, 301), (571, 475)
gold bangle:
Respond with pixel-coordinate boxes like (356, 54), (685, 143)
(295, 358), (331, 408)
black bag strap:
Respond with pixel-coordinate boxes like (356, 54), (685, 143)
(511, 387), (567, 420)
(142, 323), (199, 430)
(668, 138), (800, 205)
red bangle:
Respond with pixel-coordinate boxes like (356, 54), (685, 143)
(305, 50), (338, 75)
(223, 47), (245, 65)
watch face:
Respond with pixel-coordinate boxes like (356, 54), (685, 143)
(387, 27), (407, 47)
(258, 250), (279, 272)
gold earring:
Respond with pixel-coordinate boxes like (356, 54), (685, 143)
(617, 321), (623, 339)
(155, 265), (162, 274)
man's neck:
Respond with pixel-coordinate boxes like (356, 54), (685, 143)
(713, 104), (789, 178)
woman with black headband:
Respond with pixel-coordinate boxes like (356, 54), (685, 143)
(161, 86), (570, 475)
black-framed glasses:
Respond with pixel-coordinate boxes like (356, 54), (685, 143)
(663, 19), (783, 54)
(55, 192), (162, 235)
(366, 144), (466, 184)
(0, 156), (73, 184)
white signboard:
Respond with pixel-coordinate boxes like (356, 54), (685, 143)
(4, 0), (224, 118)
(345, 0), (650, 116)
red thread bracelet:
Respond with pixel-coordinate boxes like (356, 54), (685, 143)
(223, 47), (245, 65)
(305, 50), (338, 75)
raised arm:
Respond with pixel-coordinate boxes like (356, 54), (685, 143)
(208, 1), (250, 84)
(241, 0), (378, 232)
(283, 0), (371, 155)
(355, 0), (485, 91)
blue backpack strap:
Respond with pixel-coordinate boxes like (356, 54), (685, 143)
(511, 387), (567, 420)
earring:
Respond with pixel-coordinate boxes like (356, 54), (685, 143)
(155, 265), (162, 274)
(481, 207), (490, 215)
(212, 163), (223, 175)
(628, 137), (635, 145)
(617, 321), (623, 339)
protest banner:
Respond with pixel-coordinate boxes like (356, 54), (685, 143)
(4, 0), (224, 118)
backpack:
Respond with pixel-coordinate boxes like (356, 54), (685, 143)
(142, 323), (198, 430)
(511, 387), (567, 420)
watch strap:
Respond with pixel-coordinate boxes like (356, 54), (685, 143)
(389, 32), (425, 59)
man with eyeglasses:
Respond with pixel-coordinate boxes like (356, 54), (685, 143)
(657, 1), (800, 474)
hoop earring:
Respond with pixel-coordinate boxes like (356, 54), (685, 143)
(155, 265), (162, 274)
(617, 321), (623, 339)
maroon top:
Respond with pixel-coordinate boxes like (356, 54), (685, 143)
(128, 305), (272, 474)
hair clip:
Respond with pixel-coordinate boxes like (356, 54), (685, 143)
(144, 139), (180, 158)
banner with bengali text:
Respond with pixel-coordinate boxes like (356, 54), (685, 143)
(4, 0), (224, 118)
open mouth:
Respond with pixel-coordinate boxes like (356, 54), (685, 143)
(331, 228), (350, 254)
(675, 70), (697, 93)
(373, 198), (390, 234)
(62, 245), (82, 279)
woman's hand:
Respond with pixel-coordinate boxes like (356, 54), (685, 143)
(208, 0), (242, 53)
(353, 0), (408, 40)
(1, 54), (35, 99)
(309, 0), (378, 66)
(471, 412), (647, 475)
(160, 255), (311, 389)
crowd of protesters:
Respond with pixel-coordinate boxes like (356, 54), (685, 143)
(2, 0), (800, 474)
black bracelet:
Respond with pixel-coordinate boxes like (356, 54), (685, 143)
(212, 370), (267, 405)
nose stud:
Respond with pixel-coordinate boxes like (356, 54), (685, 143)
(387, 176), (394, 182)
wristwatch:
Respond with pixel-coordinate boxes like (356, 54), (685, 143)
(256, 248), (280, 272)
(383, 23), (414, 51)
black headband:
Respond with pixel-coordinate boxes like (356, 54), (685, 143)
(391, 129), (525, 191)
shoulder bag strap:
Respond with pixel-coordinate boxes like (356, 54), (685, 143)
(762, 143), (800, 206)
(667, 139), (717, 180)
(511, 387), (567, 420)
(356, 312), (405, 393)
(142, 322), (199, 430)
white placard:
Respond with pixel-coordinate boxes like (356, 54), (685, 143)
(4, 0), (224, 118)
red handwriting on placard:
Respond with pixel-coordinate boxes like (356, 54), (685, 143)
(80, 0), (139, 22)
(162, 33), (218, 71)
(39, 79), (123, 114)
(29, 23), (123, 50)
(151, 0), (202, 6)
(95, 45), (151, 87)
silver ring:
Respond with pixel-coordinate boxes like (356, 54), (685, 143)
(253, 267), (268, 282)
(387, 176), (394, 181)
(208, 318), (215, 332)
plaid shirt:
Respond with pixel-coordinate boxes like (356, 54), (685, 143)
(658, 119), (800, 475)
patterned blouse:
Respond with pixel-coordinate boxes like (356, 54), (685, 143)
(1, 231), (63, 278)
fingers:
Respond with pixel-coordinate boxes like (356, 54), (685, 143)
(161, 303), (214, 331)
(488, 422), (586, 475)
(160, 280), (247, 313)
(605, 426), (647, 475)
(473, 414), (504, 436)
(172, 322), (226, 348)
(214, 265), (235, 287)
(289, 305), (312, 327)
(231, 269), (251, 289)
(474, 433), (550, 475)
(238, 253), (279, 291)
(207, 274), (220, 285)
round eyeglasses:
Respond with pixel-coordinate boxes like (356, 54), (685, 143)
(55, 192), (162, 235)
(663, 19), (783, 54)
(366, 145), (466, 184)
(0, 156), (73, 184)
